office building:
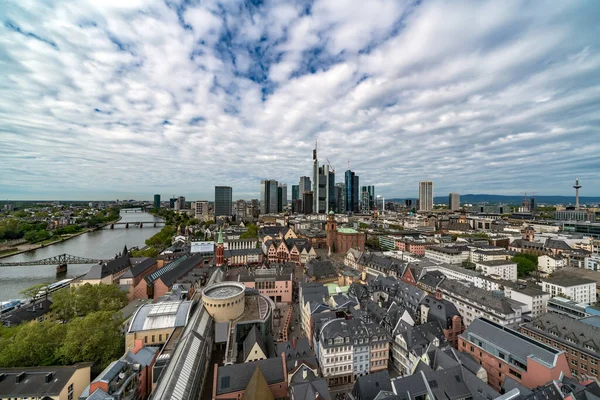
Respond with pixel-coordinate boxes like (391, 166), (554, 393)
(328, 169), (336, 212)
(419, 181), (433, 212)
(336, 183), (346, 213)
(302, 192), (313, 214)
(194, 200), (210, 220)
(449, 192), (460, 211)
(359, 186), (375, 213)
(291, 185), (300, 213)
(299, 176), (311, 194)
(169, 197), (177, 209)
(345, 170), (359, 213)
(214, 186), (232, 217)
(459, 318), (570, 391)
(260, 179), (278, 214)
(153, 194), (161, 209)
(278, 183), (287, 212)
(177, 196), (186, 211)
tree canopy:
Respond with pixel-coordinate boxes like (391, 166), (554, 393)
(240, 223), (258, 239)
(512, 253), (538, 277)
(51, 283), (128, 322)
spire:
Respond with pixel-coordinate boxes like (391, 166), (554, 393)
(122, 245), (128, 257)
(217, 227), (223, 244)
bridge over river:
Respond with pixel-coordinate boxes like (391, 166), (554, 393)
(0, 209), (163, 301)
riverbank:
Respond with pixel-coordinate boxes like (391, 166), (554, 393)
(0, 218), (122, 260)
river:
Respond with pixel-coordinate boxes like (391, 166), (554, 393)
(0, 209), (163, 302)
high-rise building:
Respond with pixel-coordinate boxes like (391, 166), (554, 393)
(277, 186), (283, 213)
(292, 185), (300, 213)
(299, 176), (311, 195)
(194, 201), (209, 220)
(360, 186), (375, 213)
(279, 184), (287, 211)
(235, 199), (247, 219)
(312, 144), (319, 214)
(335, 183), (346, 213)
(328, 170), (336, 213)
(345, 170), (359, 213)
(176, 196), (186, 211)
(169, 197), (177, 209)
(405, 199), (413, 209)
(449, 192), (460, 211)
(153, 194), (161, 209)
(302, 192), (313, 214)
(418, 181), (433, 212)
(214, 186), (232, 217)
(260, 180), (278, 214)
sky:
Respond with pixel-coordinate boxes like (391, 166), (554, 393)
(1, 0), (599, 201)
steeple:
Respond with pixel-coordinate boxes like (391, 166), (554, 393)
(217, 227), (224, 244)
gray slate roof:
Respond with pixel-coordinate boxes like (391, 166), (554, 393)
(352, 370), (393, 400)
(462, 318), (560, 367)
(120, 257), (157, 279)
(0, 364), (90, 397)
(243, 325), (268, 361)
(215, 357), (285, 395)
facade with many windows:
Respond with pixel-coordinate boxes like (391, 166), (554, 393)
(520, 313), (600, 381)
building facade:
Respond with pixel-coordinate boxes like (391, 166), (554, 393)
(449, 192), (460, 211)
(214, 186), (232, 217)
(260, 179), (278, 214)
(419, 181), (433, 212)
(541, 277), (596, 304)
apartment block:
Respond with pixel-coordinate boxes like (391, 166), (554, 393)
(541, 277), (597, 304)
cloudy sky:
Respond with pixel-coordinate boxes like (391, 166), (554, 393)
(1, 0), (599, 201)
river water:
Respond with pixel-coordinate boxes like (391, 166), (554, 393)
(0, 210), (163, 301)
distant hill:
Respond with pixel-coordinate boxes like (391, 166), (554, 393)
(388, 194), (600, 206)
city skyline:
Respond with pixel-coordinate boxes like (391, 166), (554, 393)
(2, 1), (600, 200)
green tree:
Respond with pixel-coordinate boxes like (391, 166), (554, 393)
(512, 254), (538, 277)
(58, 311), (124, 374)
(131, 247), (159, 258)
(240, 223), (258, 239)
(51, 284), (128, 322)
(0, 321), (66, 367)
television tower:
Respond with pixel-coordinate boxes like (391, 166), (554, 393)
(573, 177), (582, 209)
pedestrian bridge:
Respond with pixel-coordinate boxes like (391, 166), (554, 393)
(0, 253), (108, 267)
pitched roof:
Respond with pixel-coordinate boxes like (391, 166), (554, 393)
(306, 260), (337, 280)
(216, 357), (285, 396)
(242, 366), (274, 400)
(420, 294), (462, 330)
(145, 255), (190, 284)
(244, 325), (268, 361)
(352, 371), (393, 400)
(289, 367), (330, 400)
(2, 299), (52, 326)
(120, 257), (157, 279)
(0, 364), (91, 397)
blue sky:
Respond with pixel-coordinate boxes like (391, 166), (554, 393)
(1, 0), (599, 201)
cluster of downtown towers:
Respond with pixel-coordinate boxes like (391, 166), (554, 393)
(260, 145), (375, 215)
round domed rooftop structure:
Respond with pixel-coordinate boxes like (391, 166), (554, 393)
(202, 282), (246, 322)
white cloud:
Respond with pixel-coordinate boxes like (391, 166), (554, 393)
(0, 0), (599, 201)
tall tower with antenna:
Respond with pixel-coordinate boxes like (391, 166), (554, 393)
(573, 177), (582, 209)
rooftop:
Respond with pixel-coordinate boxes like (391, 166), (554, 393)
(542, 276), (597, 287)
(127, 300), (192, 333)
(476, 260), (516, 266)
(0, 364), (92, 397)
(462, 318), (560, 367)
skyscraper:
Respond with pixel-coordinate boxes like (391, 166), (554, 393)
(360, 186), (375, 212)
(260, 179), (278, 214)
(335, 182), (346, 213)
(313, 143), (319, 214)
(345, 170), (359, 213)
(299, 176), (311, 194)
(236, 199), (247, 219)
(328, 170), (336, 213)
(153, 194), (161, 209)
(292, 185), (300, 213)
(279, 184), (287, 210)
(177, 196), (186, 211)
(419, 181), (433, 212)
(277, 186), (283, 213)
(169, 197), (177, 209)
(449, 192), (460, 211)
(214, 186), (232, 217)
(194, 200), (209, 220)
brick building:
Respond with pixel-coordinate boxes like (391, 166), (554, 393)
(325, 212), (366, 254)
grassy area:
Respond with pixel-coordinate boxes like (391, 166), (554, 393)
(0, 248), (19, 257)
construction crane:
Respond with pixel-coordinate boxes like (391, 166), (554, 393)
(326, 157), (335, 173)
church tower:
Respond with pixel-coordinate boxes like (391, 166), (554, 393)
(326, 211), (337, 253)
(216, 227), (225, 266)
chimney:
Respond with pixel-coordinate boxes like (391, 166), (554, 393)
(15, 372), (25, 383)
(131, 339), (144, 355)
(44, 372), (54, 383)
(292, 337), (297, 349)
(434, 291), (443, 300)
